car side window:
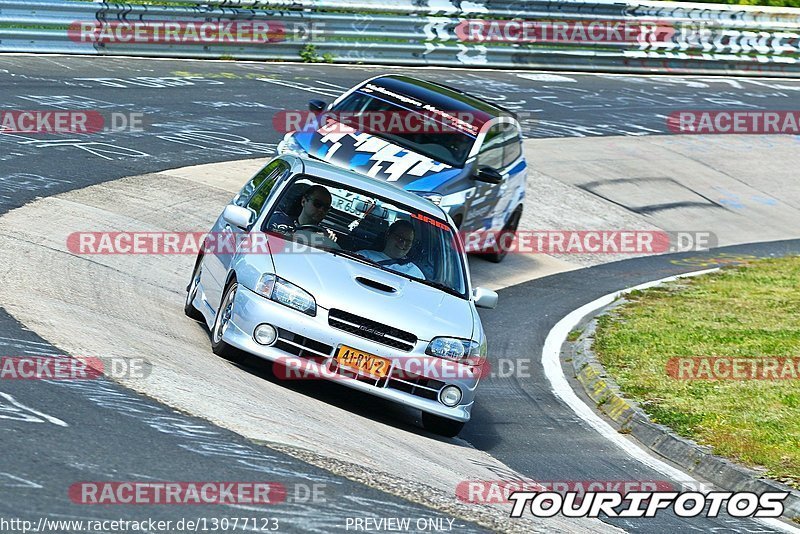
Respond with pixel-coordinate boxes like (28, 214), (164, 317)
(477, 124), (505, 170)
(502, 124), (522, 168)
(234, 160), (288, 214)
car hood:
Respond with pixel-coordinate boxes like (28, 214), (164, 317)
(269, 246), (474, 342)
(293, 127), (463, 190)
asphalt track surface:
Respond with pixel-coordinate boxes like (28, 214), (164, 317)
(1, 56), (799, 533)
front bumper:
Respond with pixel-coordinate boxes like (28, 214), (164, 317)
(223, 285), (478, 422)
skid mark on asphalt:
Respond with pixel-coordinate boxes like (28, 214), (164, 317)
(256, 78), (344, 97)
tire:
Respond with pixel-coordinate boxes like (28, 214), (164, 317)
(422, 412), (465, 437)
(211, 280), (241, 361)
(483, 207), (522, 264)
(184, 255), (205, 321)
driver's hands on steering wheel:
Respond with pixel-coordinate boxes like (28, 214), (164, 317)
(295, 224), (337, 243)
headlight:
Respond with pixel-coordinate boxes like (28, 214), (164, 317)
(277, 133), (307, 157)
(409, 191), (442, 206)
(255, 274), (316, 316)
(426, 337), (485, 363)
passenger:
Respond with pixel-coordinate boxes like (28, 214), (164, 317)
(358, 220), (425, 279)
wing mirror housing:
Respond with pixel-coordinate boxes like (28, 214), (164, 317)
(473, 287), (498, 309)
(475, 167), (503, 184)
(309, 99), (328, 113)
(222, 205), (253, 230)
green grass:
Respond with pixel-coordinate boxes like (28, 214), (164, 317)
(567, 328), (583, 342)
(594, 256), (800, 489)
(684, 0), (800, 5)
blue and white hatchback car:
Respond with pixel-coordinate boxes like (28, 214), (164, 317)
(278, 75), (527, 262)
(185, 155), (498, 436)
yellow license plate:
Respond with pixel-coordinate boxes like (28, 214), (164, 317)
(336, 345), (391, 378)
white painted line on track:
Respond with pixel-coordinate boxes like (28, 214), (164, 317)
(0, 336), (56, 347)
(0, 392), (69, 427)
(541, 268), (800, 533)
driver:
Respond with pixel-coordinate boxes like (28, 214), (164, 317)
(267, 185), (332, 236)
(357, 220), (425, 279)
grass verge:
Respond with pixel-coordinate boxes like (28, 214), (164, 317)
(594, 256), (800, 489)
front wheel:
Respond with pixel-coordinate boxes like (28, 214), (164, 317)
(184, 255), (205, 321)
(484, 207), (522, 263)
(422, 412), (465, 437)
(211, 281), (241, 361)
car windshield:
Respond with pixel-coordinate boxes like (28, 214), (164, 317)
(263, 175), (468, 298)
(328, 89), (477, 167)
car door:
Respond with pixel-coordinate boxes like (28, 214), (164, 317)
(462, 123), (506, 232)
(494, 122), (526, 230)
(201, 159), (289, 310)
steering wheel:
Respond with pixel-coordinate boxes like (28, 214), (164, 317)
(293, 225), (341, 250)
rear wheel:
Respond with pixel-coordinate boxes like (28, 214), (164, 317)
(484, 207), (522, 263)
(211, 280), (241, 360)
(184, 255), (205, 321)
(422, 412), (465, 437)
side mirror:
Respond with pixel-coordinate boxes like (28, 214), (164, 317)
(475, 167), (503, 184)
(473, 287), (498, 309)
(222, 205), (253, 230)
(309, 99), (327, 113)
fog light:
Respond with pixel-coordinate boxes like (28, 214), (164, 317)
(254, 324), (277, 346)
(440, 385), (462, 407)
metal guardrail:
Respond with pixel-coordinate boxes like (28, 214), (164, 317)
(0, 0), (799, 76)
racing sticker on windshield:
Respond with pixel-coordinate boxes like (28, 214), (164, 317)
(361, 83), (488, 136)
(411, 212), (451, 232)
(315, 122), (452, 183)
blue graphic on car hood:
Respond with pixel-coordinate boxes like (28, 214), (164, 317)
(292, 125), (461, 188)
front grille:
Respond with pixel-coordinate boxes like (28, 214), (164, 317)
(386, 367), (444, 401)
(274, 328), (333, 363)
(328, 309), (417, 351)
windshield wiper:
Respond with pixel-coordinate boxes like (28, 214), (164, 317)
(325, 248), (378, 266)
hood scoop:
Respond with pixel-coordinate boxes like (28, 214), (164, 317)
(355, 276), (397, 294)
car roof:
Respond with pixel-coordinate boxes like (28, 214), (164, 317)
(288, 156), (449, 220)
(367, 75), (514, 119)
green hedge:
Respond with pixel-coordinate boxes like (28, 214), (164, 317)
(688, 0), (800, 7)
(92, 0), (800, 8)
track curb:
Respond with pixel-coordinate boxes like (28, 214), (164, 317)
(564, 297), (800, 523)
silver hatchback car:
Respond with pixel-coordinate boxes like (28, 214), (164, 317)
(185, 155), (498, 436)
